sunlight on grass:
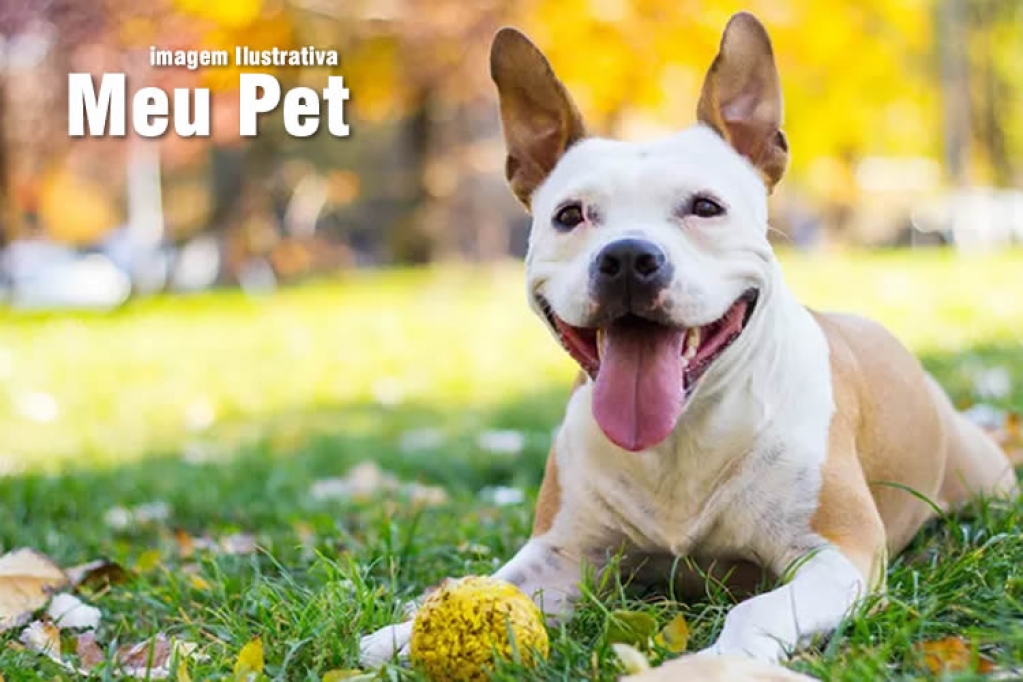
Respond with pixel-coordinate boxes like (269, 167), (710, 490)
(0, 249), (1019, 470)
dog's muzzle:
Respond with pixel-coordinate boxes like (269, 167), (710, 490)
(588, 238), (673, 322)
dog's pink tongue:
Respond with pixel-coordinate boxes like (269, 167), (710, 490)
(592, 322), (686, 452)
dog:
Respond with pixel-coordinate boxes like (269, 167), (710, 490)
(361, 12), (1021, 666)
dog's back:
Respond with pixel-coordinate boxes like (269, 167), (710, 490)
(814, 311), (1019, 556)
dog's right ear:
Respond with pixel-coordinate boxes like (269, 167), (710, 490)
(490, 28), (586, 209)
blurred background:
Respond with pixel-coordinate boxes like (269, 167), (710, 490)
(0, 0), (1020, 473)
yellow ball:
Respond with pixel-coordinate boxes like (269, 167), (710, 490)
(410, 576), (549, 681)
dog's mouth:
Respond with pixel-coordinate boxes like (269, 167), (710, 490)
(539, 288), (759, 452)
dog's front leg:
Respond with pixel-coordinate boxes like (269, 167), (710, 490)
(700, 546), (868, 662)
(702, 439), (888, 663)
(358, 537), (584, 666)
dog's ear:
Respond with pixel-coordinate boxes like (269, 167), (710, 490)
(697, 12), (788, 192)
(490, 28), (586, 209)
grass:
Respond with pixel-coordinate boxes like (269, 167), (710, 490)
(0, 248), (1021, 680)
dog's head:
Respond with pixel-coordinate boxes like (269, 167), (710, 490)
(491, 13), (789, 452)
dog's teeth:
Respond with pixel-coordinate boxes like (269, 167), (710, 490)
(684, 328), (701, 360)
(596, 329), (605, 360)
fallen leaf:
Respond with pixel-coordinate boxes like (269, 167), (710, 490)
(76, 632), (105, 668)
(117, 633), (174, 677)
(653, 613), (689, 653)
(611, 643), (651, 675)
(65, 559), (130, 590)
(20, 620), (61, 657)
(914, 636), (995, 675)
(134, 549), (163, 574)
(46, 593), (101, 630)
(175, 529), (196, 559)
(188, 574), (211, 591)
(234, 637), (264, 680)
(74, 632), (200, 679)
(606, 610), (659, 648)
(0, 548), (69, 631)
(322, 671), (374, 681)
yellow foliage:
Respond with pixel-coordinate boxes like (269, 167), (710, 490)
(519, 0), (938, 178)
(233, 637), (265, 680)
(172, 0), (263, 28)
(39, 168), (120, 246)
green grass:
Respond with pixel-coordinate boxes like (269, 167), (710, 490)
(0, 249), (1021, 680)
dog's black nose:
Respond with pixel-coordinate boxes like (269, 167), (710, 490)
(590, 238), (672, 315)
(593, 238), (667, 283)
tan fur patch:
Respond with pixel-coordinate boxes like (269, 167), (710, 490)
(811, 310), (1019, 585)
(532, 372), (587, 537)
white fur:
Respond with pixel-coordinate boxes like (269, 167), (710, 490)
(700, 548), (866, 662)
(360, 125), (860, 667)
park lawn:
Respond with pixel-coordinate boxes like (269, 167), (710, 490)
(0, 248), (1021, 680)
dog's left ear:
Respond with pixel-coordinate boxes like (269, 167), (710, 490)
(490, 27), (586, 209)
(697, 12), (788, 192)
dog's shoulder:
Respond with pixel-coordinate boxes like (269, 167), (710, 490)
(810, 310), (931, 398)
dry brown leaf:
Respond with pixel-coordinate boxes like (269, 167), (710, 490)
(653, 613), (689, 653)
(117, 633), (174, 675)
(76, 632), (105, 668)
(234, 637), (265, 680)
(74, 632), (199, 679)
(174, 529), (196, 559)
(20, 620), (62, 657)
(914, 636), (996, 675)
(65, 559), (130, 590)
(0, 549), (69, 631)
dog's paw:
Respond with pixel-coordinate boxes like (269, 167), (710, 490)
(359, 621), (413, 667)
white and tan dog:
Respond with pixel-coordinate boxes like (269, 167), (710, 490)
(362, 12), (1021, 666)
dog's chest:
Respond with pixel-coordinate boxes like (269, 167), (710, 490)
(554, 363), (831, 563)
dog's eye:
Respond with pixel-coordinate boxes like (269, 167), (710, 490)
(553, 203), (585, 231)
(689, 196), (725, 218)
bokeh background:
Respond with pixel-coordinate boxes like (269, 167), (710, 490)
(0, 0), (1020, 473)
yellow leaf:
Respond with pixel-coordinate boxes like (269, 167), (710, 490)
(0, 549), (69, 631)
(234, 637), (264, 679)
(653, 613), (689, 653)
(188, 575), (211, 591)
(134, 550), (163, 574)
(177, 660), (193, 682)
(611, 643), (650, 675)
(322, 671), (371, 681)
(914, 636), (995, 674)
(606, 610), (658, 647)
